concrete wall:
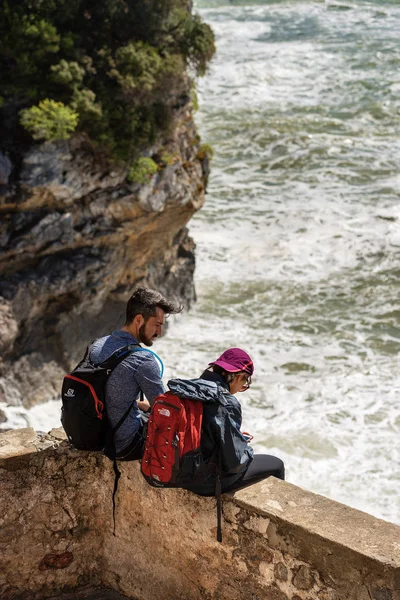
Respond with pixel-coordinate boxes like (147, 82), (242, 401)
(1, 428), (399, 600)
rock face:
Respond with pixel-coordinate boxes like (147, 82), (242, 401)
(0, 105), (208, 412)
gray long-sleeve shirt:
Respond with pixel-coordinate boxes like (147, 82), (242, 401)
(90, 330), (164, 453)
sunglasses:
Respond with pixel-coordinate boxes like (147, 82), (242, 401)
(240, 373), (252, 390)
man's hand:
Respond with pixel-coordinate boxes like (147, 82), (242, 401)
(137, 398), (151, 413)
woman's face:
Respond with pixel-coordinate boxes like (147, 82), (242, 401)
(229, 372), (252, 395)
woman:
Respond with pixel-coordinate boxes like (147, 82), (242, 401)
(167, 347), (284, 497)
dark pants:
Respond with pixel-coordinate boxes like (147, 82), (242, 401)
(114, 428), (144, 461)
(183, 454), (285, 497)
(223, 454), (285, 493)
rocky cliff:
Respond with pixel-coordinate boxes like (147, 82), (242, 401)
(0, 104), (209, 415)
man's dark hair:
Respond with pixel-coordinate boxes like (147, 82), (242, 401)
(125, 286), (183, 324)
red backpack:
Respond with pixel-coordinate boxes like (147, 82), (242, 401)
(141, 391), (204, 486)
(141, 391), (224, 541)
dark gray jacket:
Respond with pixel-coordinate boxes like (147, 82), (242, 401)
(168, 370), (254, 496)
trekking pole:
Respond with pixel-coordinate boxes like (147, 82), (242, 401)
(216, 472), (222, 543)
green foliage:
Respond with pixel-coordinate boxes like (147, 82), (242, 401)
(51, 60), (85, 87)
(159, 151), (176, 166)
(0, 0), (216, 158)
(20, 99), (78, 141)
(180, 14), (216, 77)
(197, 143), (214, 161)
(24, 18), (60, 56)
(190, 83), (199, 112)
(108, 42), (162, 94)
(71, 88), (102, 121)
(127, 157), (159, 184)
(151, 7), (215, 77)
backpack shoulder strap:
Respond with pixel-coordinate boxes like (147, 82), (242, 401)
(95, 344), (164, 378)
(97, 343), (141, 370)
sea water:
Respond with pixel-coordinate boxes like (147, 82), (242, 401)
(6, 0), (400, 524)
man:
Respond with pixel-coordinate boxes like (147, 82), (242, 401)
(90, 286), (182, 460)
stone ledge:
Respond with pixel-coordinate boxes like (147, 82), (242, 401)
(2, 427), (400, 600)
(0, 426), (67, 469)
(233, 478), (400, 568)
(104, 462), (400, 600)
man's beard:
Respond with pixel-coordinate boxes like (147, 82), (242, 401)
(138, 323), (155, 346)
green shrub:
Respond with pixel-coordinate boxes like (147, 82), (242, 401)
(20, 99), (78, 141)
(159, 151), (176, 166)
(51, 60), (85, 87)
(127, 157), (159, 185)
(181, 14), (216, 77)
(0, 0), (216, 157)
(109, 42), (162, 95)
(190, 83), (199, 112)
(197, 143), (214, 161)
(71, 88), (102, 120)
(153, 8), (215, 77)
(24, 17), (60, 57)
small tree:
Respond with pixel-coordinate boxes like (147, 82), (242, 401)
(127, 157), (159, 184)
(20, 99), (78, 141)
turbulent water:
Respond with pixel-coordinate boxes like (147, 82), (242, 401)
(9, 0), (400, 524)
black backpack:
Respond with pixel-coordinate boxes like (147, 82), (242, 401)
(61, 343), (141, 453)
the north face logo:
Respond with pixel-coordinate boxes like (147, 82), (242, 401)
(158, 407), (170, 417)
